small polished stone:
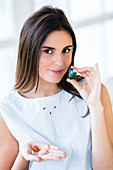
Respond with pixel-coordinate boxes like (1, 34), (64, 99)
(32, 145), (40, 152)
(69, 68), (77, 79)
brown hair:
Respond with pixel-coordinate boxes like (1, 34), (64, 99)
(14, 6), (78, 92)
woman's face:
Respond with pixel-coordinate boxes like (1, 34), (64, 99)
(39, 30), (73, 85)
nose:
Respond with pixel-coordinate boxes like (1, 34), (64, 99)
(54, 51), (64, 66)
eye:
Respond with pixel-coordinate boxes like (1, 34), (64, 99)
(43, 49), (53, 54)
(62, 48), (71, 54)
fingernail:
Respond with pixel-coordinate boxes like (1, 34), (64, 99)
(37, 157), (41, 162)
(66, 78), (70, 82)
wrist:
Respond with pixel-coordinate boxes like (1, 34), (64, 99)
(18, 152), (28, 164)
(11, 152), (29, 170)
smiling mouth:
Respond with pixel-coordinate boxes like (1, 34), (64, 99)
(49, 69), (63, 75)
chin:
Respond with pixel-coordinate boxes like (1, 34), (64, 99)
(47, 77), (63, 84)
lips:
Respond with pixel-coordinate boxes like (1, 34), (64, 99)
(49, 69), (63, 75)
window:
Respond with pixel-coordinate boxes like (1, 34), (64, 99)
(0, 0), (33, 99)
(0, 0), (15, 41)
(0, 0), (113, 99)
(68, 0), (113, 80)
(0, 0), (16, 99)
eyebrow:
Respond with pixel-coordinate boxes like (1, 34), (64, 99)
(41, 45), (73, 50)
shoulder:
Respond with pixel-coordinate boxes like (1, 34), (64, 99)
(0, 90), (15, 105)
(100, 83), (112, 118)
(0, 113), (18, 168)
(101, 83), (113, 144)
(101, 83), (108, 93)
(0, 113), (18, 147)
(100, 83), (112, 107)
(0, 90), (22, 112)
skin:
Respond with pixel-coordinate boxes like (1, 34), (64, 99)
(39, 31), (72, 85)
(67, 65), (113, 169)
(0, 30), (113, 169)
(21, 30), (73, 98)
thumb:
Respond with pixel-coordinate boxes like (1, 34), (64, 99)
(25, 153), (41, 162)
(67, 78), (82, 92)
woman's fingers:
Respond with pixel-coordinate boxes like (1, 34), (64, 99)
(95, 63), (101, 81)
(32, 142), (60, 151)
(38, 154), (62, 161)
(49, 145), (60, 150)
(46, 149), (66, 157)
(71, 65), (96, 76)
(38, 149), (66, 161)
(37, 148), (66, 158)
(71, 64), (99, 86)
(23, 151), (41, 162)
(30, 143), (66, 162)
(21, 142), (66, 163)
(23, 142), (66, 161)
(72, 66), (94, 72)
(67, 78), (82, 92)
(38, 149), (48, 155)
(30, 149), (66, 162)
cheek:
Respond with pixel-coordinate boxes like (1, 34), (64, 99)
(38, 56), (45, 73)
(39, 57), (47, 71)
(65, 56), (72, 67)
(39, 56), (45, 66)
(38, 56), (52, 75)
(39, 55), (52, 67)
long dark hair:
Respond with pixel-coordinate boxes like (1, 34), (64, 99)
(14, 6), (84, 97)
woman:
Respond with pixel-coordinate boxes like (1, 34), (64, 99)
(0, 6), (113, 170)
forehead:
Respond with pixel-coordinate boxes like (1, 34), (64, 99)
(42, 30), (72, 47)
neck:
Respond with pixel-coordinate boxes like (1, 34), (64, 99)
(19, 82), (61, 99)
(36, 83), (61, 97)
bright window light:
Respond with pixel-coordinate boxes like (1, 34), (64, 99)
(104, 0), (113, 13)
(74, 24), (106, 80)
(0, 0), (15, 41)
(69, 0), (102, 21)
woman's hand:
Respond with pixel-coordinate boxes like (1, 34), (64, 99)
(67, 63), (102, 108)
(20, 141), (66, 162)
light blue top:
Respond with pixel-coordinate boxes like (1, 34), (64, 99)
(0, 89), (92, 170)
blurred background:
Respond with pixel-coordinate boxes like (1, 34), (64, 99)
(0, 0), (113, 106)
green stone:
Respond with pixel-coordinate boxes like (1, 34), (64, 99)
(69, 68), (77, 79)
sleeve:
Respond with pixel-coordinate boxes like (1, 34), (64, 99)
(0, 101), (32, 149)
